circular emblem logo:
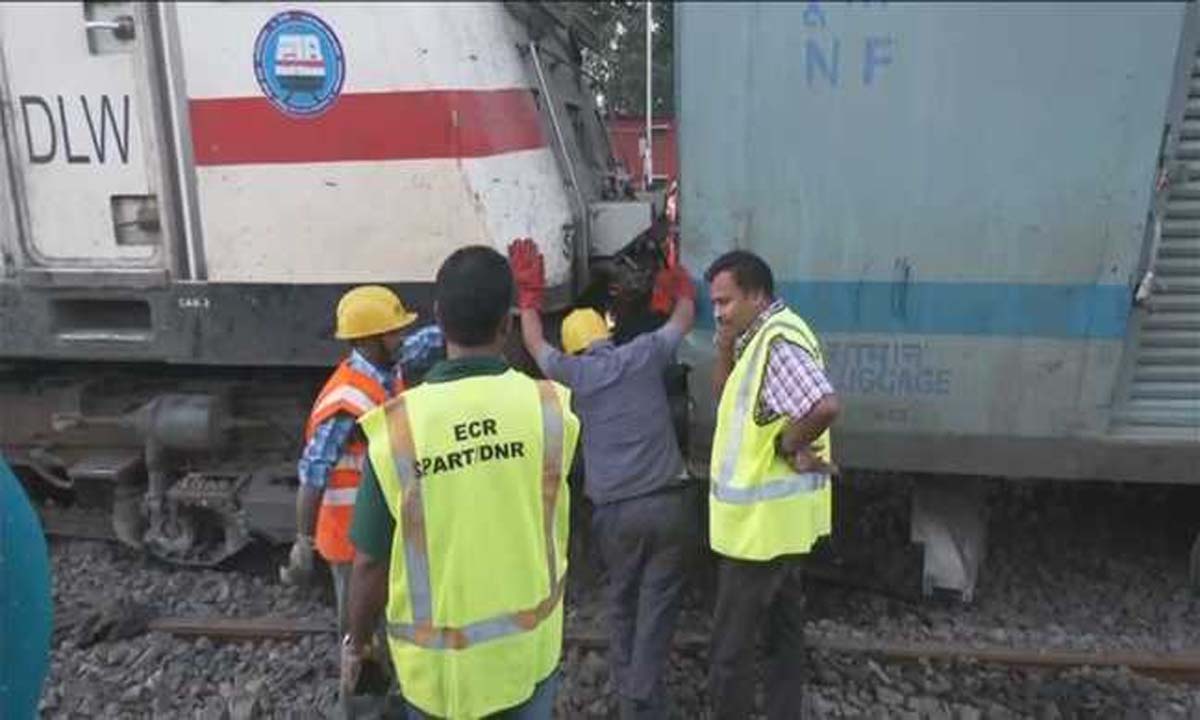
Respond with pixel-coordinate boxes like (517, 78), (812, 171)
(253, 10), (345, 118)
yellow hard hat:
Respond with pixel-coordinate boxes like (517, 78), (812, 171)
(335, 285), (417, 340)
(562, 309), (610, 355)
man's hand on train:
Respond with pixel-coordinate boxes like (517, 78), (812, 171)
(650, 265), (675, 315)
(671, 263), (696, 302)
(507, 238), (545, 311)
(650, 263), (693, 314)
(279, 533), (315, 587)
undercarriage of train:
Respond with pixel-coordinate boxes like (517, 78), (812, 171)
(3, 365), (315, 567)
(3, 230), (689, 569)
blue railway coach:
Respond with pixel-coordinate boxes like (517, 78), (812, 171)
(675, 1), (1200, 595)
(677, 1), (1199, 483)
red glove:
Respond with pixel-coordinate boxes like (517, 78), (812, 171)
(650, 264), (695, 314)
(672, 263), (696, 302)
(650, 267), (675, 315)
(507, 238), (545, 311)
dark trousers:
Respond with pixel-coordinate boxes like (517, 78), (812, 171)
(592, 487), (698, 720)
(709, 555), (807, 720)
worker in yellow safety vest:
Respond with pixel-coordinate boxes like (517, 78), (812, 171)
(703, 250), (841, 720)
(342, 245), (580, 719)
(280, 285), (423, 639)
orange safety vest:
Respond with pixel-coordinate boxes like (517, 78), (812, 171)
(304, 358), (403, 563)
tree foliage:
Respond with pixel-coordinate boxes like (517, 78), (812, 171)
(566, 1), (674, 117)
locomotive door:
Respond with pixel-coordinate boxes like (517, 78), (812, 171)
(0, 2), (175, 278)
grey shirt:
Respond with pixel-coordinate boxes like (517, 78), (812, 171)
(537, 323), (687, 505)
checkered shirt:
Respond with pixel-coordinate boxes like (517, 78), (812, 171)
(296, 327), (445, 490)
(733, 300), (835, 425)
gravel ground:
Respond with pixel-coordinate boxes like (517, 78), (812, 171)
(39, 478), (1200, 719)
(41, 540), (342, 719)
(806, 477), (1200, 654)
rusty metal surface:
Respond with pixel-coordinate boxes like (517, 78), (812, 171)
(140, 613), (1200, 684)
(147, 615), (333, 640)
(573, 630), (1200, 684)
(810, 635), (1200, 684)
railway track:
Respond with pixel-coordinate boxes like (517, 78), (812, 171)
(137, 614), (1200, 685)
(41, 480), (1200, 718)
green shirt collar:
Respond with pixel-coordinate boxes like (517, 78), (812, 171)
(423, 355), (509, 383)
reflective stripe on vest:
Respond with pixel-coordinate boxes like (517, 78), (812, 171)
(307, 360), (393, 565)
(382, 381), (565, 650)
(322, 487), (359, 507)
(711, 472), (828, 503)
(313, 384), (377, 419)
(330, 453), (365, 473)
(319, 446), (366, 512)
(712, 314), (829, 505)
